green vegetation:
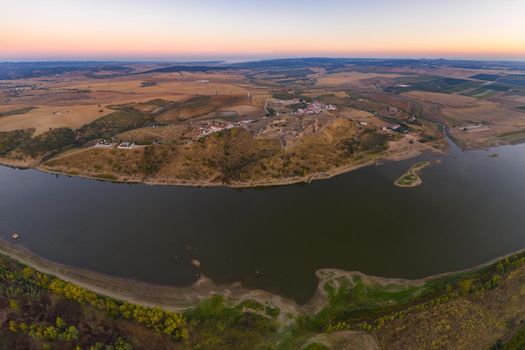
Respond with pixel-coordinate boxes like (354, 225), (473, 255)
(0, 107), (36, 118)
(469, 74), (501, 81)
(273, 92), (295, 100)
(154, 95), (247, 122)
(290, 102), (308, 111)
(43, 119), (392, 185)
(315, 94), (353, 107)
(0, 254), (187, 349)
(140, 145), (168, 176)
(184, 295), (278, 350)
(495, 325), (525, 349)
(197, 124), (388, 183)
(498, 128), (525, 144)
(303, 343), (330, 350)
(296, 276), (422, 334)
(338, 130), (389, 156)
(498, 74), (525, 87)
(77, 109), (148, 144)
(0, 253), (282, 350)
(3, 247), (525, 349)
(207, 129), (281, 182)
(0, 129), (34, 156)
(386, 77), (483, 94)
(272, 91), (312, 102)
(140, 81), (157, 87)
(396, 173), (418, 186)
(0, 128), (76, 159)
(19, 128), (76, 158)
(356, 130), (389, 152)
(297, 253), (525, 339)
(464, 84), (513, 97)
(266, 250), (525, 349)
(394, 161), (430, 187)
(266, 68), (315, 79)
(418, 133), (438, 143)
(183, 95), (213, 105)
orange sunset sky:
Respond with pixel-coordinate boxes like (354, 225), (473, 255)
(1, 0), (524, 60)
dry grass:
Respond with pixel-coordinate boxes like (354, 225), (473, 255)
(221, 105), (265, 118)
(43, 147), (146, 181)
(378, 266), (525, 350)
(66, 72), (249, 98)
(155, 95), (252, 123)
(404, 90), (525, 147)
(4, 64), (525, 184)
(42, 119), (392, 186)
(403, 91), (480, 107)
(116, 125), (189, 143)
(0, 104), (107, 135)
(156, 129), (282, 183)
(339, 108), (384, 123)
(442, 104), (523, 124)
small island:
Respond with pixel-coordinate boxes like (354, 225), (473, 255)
(395, 161), (431, 188)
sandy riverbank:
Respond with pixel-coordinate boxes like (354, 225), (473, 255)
(0, 239), (419, 318)
(2, 236), (522, 318)
(0, 238), (301, 323)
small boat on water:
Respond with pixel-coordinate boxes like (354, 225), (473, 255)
(11, 233), (19, 240)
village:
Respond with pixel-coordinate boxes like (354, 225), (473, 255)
(292, 100), (337, 116)
(90, 96), (415, 153)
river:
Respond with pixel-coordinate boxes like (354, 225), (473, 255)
(1, 140), (525, 303)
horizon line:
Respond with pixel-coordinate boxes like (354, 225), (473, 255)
(1, 56), (525, 64)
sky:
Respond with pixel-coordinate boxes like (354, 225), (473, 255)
(1, 0), (524, 61)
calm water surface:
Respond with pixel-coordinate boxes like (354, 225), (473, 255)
(1, 141), (525, 303)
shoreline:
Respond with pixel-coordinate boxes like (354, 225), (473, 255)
(394, 161), (431, 188)
(1, 237), (524, 316)
(0, 238), (301, 319)
(1, 146), (433, 189)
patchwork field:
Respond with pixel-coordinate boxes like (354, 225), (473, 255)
(404, 91), (525, 147)
(315, 72), (405, 87)
(1, 58), (524, 184)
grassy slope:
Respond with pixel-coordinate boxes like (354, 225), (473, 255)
(42, 119), (391, 185)
(76, 109), (148, 144)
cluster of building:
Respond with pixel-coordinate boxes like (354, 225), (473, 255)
(94, 140), (137, 149)
(193, 119), (255, 138)
(387, 123), (410, 134)
(293, 101), (336, 116)
(117, 142), (135, 149)
(95, 140), (113, 148)
(0, 83), (35, 96)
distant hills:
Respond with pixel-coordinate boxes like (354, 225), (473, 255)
(1, 58), (525, 80)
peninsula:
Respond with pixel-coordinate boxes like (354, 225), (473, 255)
(3, 58), (525, 187)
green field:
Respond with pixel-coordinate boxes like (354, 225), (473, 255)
(469, 74), (501, 81)
(498, 128), (525, 144)
(385, 77), (483, 94)
(0, 107), (36, 118)
(77, 109), (148, 144)
(498, 74), (525, 87)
